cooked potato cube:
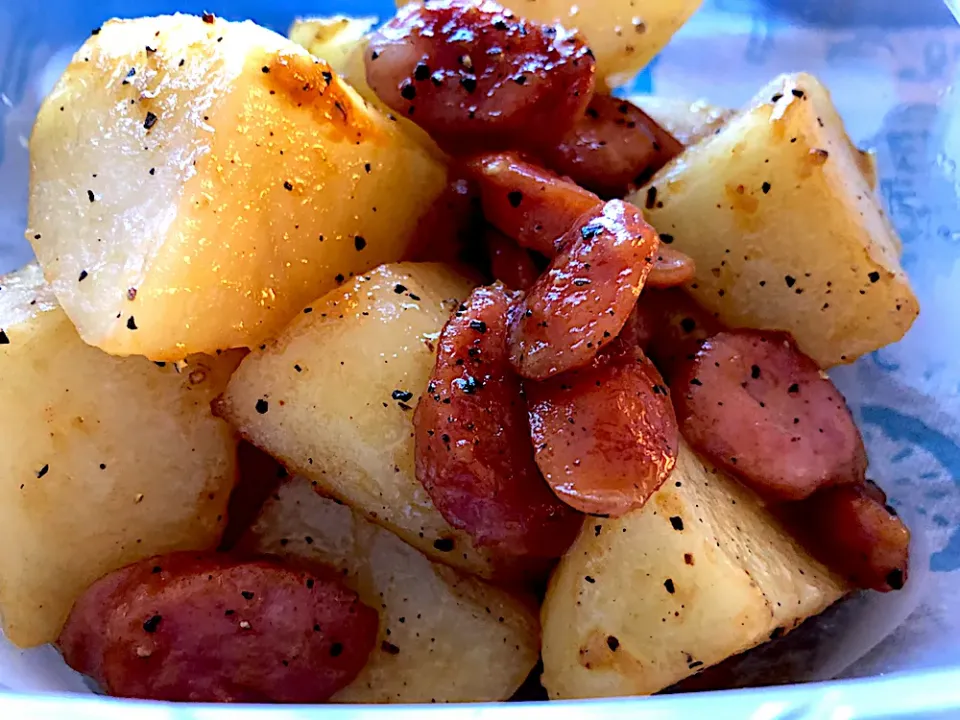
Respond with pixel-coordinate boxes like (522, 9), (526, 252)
(396, 0), (703, 88)
(540, 440), (849, 698)
(289, 16), (377, 72)
(215, 263), (503, 577)
(630, 95), (734, 146)
(632, 73), (918, 367)
(242, 476), (540, 702)
(0, 264), (240, 647)
(28, 14), (447, 361)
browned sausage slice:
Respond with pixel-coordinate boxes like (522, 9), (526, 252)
(540, 94), (684, 199)
(509, 199), (659, 380)
(485, 227), (540, 291)
(467, 152), (601, 257)
(366, 0), (595, 152)
(526, 345), (678, 516)
(784, 484), (910, 592)
(414, 284), (582, 561)
(645, 246), (696, 289)
(671, 330), (867, 501)
(58, 553), (378, 702)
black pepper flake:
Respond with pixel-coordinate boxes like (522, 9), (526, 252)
(78, 270), (89, 282)
(669, 516), (684, 531)
(335, 273), (345, 284)
(261, 65), (270, 74)
(606, 635), (620, 651)
(354, 236), (367, 251)
(255, 399), (269, 414)
(381, 641), (401, 655)
(594, 524), (602, 537)
(283, 180), (293, 191)
(659, 233), (674, 244)
(791, 88), (805, 98)
(202, 11), (215, 23)
(149, 168), (156, 175)
(36, 464), (49, 479)
(771, 93), (783, 102)
(400, 83), (416, 100)
(469, 320), (487, 333)
(414, 62), (430, 81)
(508, 191), (523, 208)
(688, 660), (704, 669)
(408, 293), (421, 301)
(145, 45), (157, 54)
(142, 614), (162, 633)
(100, 463), (107, 470)
(126, 316), (138, 330)
(460, 76), (478, 93)
(886, 568), (904, 590)
(433, 537), (455, 552)
(645, 186), (658, 209)
(761, 181), (771, 194)
(689, 378), (702, 386)
(87, 190), (96, 203)
(787, 383), (800, 394)
(868, 271), (881, 283)
(329, 642), (344, 657)
(392, 389), (414, 402)
(241, 590), (254, 600)
(584, 575), (595, 584)
(91, 27), (101, 35)
(143, 111), (158, 130)
(751, 364), (761, 379)
(123, 68), (136, 85)
(784, 275), (796, 288)
(364, 163), (372, 173)
(664, 578), (675, 594)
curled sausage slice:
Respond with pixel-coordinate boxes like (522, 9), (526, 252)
(509, 199), (659, 380)
(645, 246), (696, 289)
(414, 284), (582, 560)
(526, 345), (678, 517)
(366, 0), (595, 152)
(671, 330), (867, 501)
(541, 94), (684, 199)
(485, 227), (540, 291)
(784, 484), (910, 592)
(58, 553), (378, 702)
(467, 152), (600, 257)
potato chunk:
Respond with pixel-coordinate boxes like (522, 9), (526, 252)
(632, 74), (917, 367)
(216, 263), (506, 578)
(395, 0), (703, 88)
(242, 476), (540, 703)
(540, 440), (849, 698)
(28, 14), (447, 360)
(0, 264), (239, 647)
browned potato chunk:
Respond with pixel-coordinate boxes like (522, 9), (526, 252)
(0, 264), (239, 647)
(28, 14), (447, 360)
(216, 263), (507, 578)
(242, 476), (541, 702)
(540, 440), (849, 698)
(632, 73), (918, 367)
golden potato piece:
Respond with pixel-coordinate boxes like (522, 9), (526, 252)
(396, 0), (703, 88)
(541, 441), (849, 698)
(289, 16), (377, 72)
(630, 95), (733, 146)
(0, 264), (239, 647)
(216, 263), (503, 578)
(632, 74), (918, 367)
(242, 476), (540, 702)
(28, 14), (447, 360)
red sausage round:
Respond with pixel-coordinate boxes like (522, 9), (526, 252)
(467, 151), (601, 257)
(366, 0), (596, 152)
(509, 199), (659, 380)
(784, 483), (910, 592)
(540, 94), (684, 199)
(639, 288), (725, 381)
(58, 553), (378, 702)
(526, 345), (678, 517)
(414, 284), (582, 560)
(671, 330), (867, 501)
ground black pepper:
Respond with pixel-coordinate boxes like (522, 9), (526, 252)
(664, 578), (675, 594)
(669, 516), (684, 531)
(256, 399), (269, 414)
(354, 236), (367, 251)
(143, 614), (162, 633)
(143, 111), (158, 130)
